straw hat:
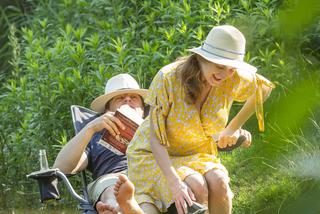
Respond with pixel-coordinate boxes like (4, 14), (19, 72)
(90, 74), (148, 113)
(189, 25), (257, 77)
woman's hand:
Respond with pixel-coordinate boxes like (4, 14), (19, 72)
(240, 129), (252, 147)
(217, 128), (252, 148)
(88, 111), (125, 136)
(170, 180), (196, 214)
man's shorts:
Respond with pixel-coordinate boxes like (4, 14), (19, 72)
(87, 171), (126, 206)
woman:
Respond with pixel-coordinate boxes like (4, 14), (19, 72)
(126, 25), (275, 214)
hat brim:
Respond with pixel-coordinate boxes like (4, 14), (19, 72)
(90, 89), (148, 113)
(189, 47), (257, 78)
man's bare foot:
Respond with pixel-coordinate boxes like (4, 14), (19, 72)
(96, 201), (117, 214)
(114, 174), (144, 214)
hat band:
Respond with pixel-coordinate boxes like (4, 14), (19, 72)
(105, 87), (140, 94)
(204, 41), (245, 55)
(201, 41), (245, 61)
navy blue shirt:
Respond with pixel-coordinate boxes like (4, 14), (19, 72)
(85, 132), (127, 180)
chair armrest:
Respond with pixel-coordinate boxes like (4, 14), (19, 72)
(27, 168), (89, 204)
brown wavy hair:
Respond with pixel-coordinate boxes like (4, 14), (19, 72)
(176, 54), (204, 104)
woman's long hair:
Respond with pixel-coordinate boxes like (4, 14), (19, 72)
(176, 54), (203, 104)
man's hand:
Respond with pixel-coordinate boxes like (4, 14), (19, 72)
(217, 128), (252, 149)
(88, 111), (125, 136)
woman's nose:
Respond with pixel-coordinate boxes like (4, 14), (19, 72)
(221, 69), (234, 78)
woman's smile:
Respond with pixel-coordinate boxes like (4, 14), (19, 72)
(212, 73), (222, 81)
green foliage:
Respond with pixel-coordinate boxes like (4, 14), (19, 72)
(0, 0), (319, 212)
(277, 0), (320, 39)
(0, 0), (33, 84)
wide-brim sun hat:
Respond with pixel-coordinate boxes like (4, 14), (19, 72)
(90, 73), (148, 113)
(189, 25), (257, 78)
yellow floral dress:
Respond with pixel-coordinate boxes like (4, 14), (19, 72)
(127, 61), (274, 212)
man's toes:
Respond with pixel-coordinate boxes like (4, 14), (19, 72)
(96, 201), (107, 212)
(118, 174), (128, 183)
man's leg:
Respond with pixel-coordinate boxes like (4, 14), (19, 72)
(87, 173), (123, 214)
(114, 174), (147, 214)
(95, 186), (118, 214)
(100, 186), (119, 210)
(96, 200), (117, 214)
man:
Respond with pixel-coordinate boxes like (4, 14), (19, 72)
(53, 73), (148, 214)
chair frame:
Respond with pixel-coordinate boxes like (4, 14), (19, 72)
(27, 105), (100, 213)
(27, 167), (96, 213)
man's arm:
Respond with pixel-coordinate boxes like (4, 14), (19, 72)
(53, 124), (94, 174)
(53, 111), (125, 174)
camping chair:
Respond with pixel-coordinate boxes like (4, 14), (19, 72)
(27, 105), (100, 214)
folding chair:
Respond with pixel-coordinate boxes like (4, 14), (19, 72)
(27, 105), (100, 214)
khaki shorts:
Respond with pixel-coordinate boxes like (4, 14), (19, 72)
(87, 171), (125, 206)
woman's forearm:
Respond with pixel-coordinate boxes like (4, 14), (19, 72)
(150, 110), (181, 185)
(226, 94), (255, 132)
(226, 84), (272, 133)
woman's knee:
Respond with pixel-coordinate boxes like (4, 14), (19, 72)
(185, 173), (209, 203)
(204, 169), (232, 199)
(140, 202), (160, 214)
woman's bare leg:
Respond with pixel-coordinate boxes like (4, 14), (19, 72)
(204, 169), (232, 214)
(184, 172), (209, 205)
(114, 174), (144, 214)
(140, 202), (160, 214)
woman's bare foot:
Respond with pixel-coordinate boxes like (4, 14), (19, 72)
(96, 201), (117, 214)
(114, 174), (144, 214)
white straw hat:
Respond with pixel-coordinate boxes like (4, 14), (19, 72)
(189, 25), (257, 77)
(90, 74), (148, 113)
